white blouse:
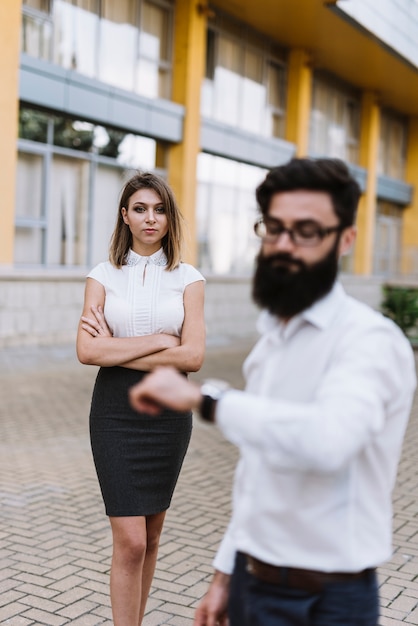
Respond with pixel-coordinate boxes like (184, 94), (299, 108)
(87, 248), (205, 338)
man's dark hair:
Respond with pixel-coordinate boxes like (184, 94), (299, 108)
(256, 158), (361, 228)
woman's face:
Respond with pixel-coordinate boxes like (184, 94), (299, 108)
(121, 187), (169, 256)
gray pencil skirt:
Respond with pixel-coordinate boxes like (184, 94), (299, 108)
(89, 366), (192, 517)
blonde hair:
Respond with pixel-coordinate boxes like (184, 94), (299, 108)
(109, 172), (184, 270)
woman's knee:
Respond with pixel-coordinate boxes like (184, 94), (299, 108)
(111, 518), (147, 564)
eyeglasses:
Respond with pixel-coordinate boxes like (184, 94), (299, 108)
(254, 217), (344, 247)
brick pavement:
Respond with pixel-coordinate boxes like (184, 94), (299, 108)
(0, 340), (418, 625)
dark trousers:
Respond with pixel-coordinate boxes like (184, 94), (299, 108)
(228, 552), (379, 626)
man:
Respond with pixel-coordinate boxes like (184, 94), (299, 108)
(129, 158), (416, 626)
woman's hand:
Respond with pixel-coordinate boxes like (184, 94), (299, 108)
(81, 305), (112, 337)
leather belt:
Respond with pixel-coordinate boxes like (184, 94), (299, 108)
(245, 554), (374, 593)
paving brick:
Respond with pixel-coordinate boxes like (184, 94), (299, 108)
(1, 340), (418, 624)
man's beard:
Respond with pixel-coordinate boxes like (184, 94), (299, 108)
(252, 242), (340, 319)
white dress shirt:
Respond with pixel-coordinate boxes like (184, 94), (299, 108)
(87, 248), (205, 338)
(213, 282), (416, 575)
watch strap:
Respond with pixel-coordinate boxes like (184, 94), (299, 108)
(200, 394), (218, 423)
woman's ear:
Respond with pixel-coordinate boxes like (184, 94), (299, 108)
(339, 226), (357, 257)
(121, 207), (129, 224)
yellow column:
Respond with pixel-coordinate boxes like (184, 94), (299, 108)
(0, 0), (21, 265)
(402, 117), (418, 275)
(285, 49), (313, 157)
(168, 0), (207, 264)
(354, 92), (380, 275)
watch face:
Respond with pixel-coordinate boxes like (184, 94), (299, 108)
(200, 379), (230, 400)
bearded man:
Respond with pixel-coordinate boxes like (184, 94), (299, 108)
(129, 158), (416, 626)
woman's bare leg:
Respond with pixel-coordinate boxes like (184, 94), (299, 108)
(108, 512), (166, 626)
(109, 516), (147, 626)
(138, 511), (166, 624)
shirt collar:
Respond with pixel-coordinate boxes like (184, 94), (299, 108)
(126, 248), (168, 267)
(257, 281), (346, 336)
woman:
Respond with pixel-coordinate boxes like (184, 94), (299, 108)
(76, 171), (205, 626)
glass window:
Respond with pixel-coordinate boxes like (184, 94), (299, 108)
(139, 1), (169, 60)
(15, 228), (44, 265)
(47, 0), (173, 99)
(136, 1), (171, 98)
(212, 36), (241, 126)
(240, 48), (265, 134)
(197, 153), (266, 274)
(21, 0), (52, 60)
(309, 75), (360, 164)
(15, 153), (44, 221)
(98, 0), (138, 91)
(23, 0), (49, 8)
(53, 118), (95, 151)
(265, 61), (286, 137)
(90, 165), (126, 265)
(53, 0), (99, 77)
(47, 156), (90, 266)
(373, 201), (402, 276)
(19, 108), (49, 143)
(15, 152), (46, 264)
(117, 134), (157, 168)
(16, 107), (162, 267)
(378, 111), (407, 180)
(201, 23), (286, 138)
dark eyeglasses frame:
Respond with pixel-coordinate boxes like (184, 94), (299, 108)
(254, 218), (345, 247)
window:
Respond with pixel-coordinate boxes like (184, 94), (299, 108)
(53, 0), (100, 76)
(309, 75), (360, 164)
(136, 1), (172, 98)
(265, 61), (286, 138)
(39, 0), (174, 98)
(15, 152), (45, 265)
(23, 0), (49, 6)
(202, 16), (286, 138)
(99, 0), (138, 91)
(19, 108), (49, 143)
(197, 153), (266, 274)
(16, 106), (163, 267)
(21, 0), (52, 60)
(378, 111), (407, 180)
(373, 201), (402, 276)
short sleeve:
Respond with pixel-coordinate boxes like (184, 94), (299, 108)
(87, 262), (108, 287)
(181, 263), (206, 288)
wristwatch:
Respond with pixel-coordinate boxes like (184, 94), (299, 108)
(199, 379), (230, 423)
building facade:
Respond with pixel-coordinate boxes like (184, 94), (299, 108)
(1, 0), (418, 346)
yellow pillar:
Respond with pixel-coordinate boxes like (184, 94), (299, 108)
(168, 0), (207, 264)
(285, 49), (313, 157)
(402, 117), (418, 275)
(0, 0), (21, 265)
(354, 92), (380, 275)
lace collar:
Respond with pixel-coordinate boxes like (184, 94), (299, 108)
(125, 248), (168, 267)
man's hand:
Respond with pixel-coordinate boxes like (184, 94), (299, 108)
(129, 366), (202, 414)
(194, 571), (230, 626)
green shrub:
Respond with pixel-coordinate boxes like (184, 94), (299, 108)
(381, 285), (418, 343)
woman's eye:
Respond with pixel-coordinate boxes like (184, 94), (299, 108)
(134, 206), (146, 212)
(155, 206), (165, 214)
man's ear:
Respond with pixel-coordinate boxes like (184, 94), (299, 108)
(339, 226), (357, 257)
